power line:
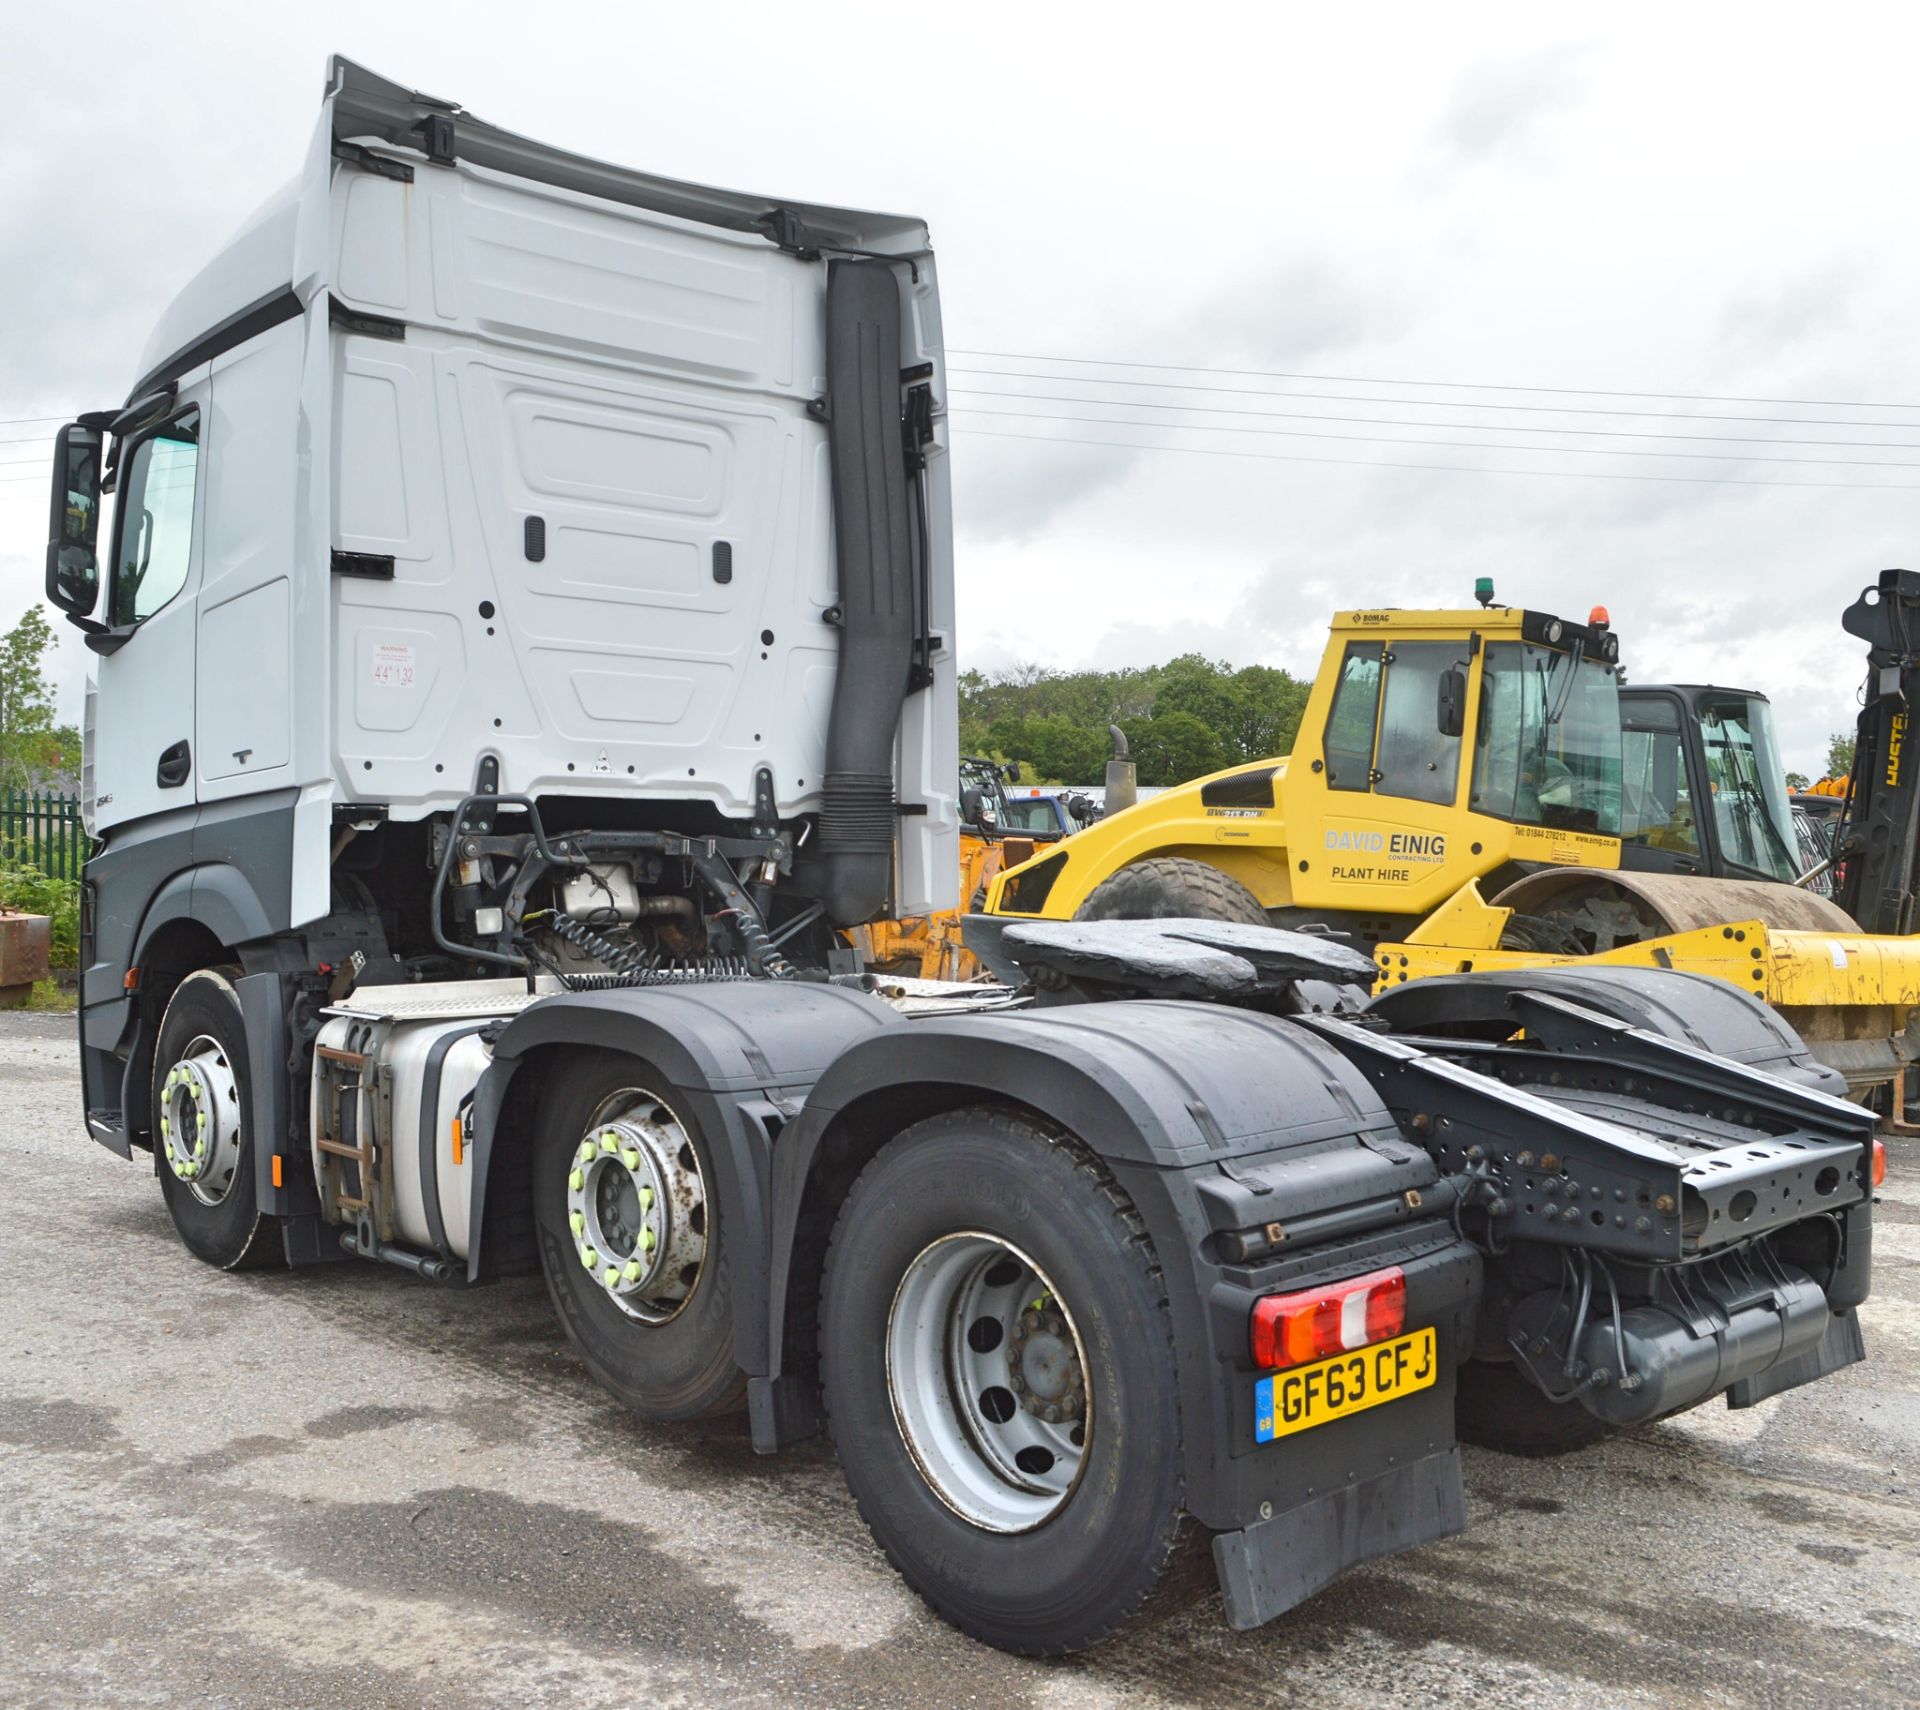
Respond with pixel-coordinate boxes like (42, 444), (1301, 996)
(949, 385), (1920, 451)
(947, 364), (1920, 431)
(0, 412), (76, 429)
(947, 347), (1920, 412)
(950, 406), (1920, 471)
(955, 423), (1920, 492)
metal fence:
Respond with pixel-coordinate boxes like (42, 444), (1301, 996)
(1, 789), (87, 882)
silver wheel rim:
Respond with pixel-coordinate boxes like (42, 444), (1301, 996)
(886, 1232), (1091, 1533)
(158, 1033), (244, 1207)
(565, 1088), (708, 1324)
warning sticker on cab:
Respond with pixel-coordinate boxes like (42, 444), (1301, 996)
(370, 642), (417, 689)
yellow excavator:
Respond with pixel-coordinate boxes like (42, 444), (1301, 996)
(970, 574), (1920, 1106)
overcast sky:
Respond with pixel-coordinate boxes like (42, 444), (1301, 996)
(5, 1), (1920, 776)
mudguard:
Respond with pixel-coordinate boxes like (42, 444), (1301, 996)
(758, 998), (1482, 1576)
(471, 980), (901, 1375)
(1368, 964), (1847, 1096)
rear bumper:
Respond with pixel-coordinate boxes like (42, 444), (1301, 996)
(1213, 1446), (1464, 1630)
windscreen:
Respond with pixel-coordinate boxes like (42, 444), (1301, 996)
(1697, 695), (1800, 882)
(1470, 642), (1623, 835)
(1002, 797), (1063, 833)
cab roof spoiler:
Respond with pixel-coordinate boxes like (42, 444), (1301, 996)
(326, 55), (931, 261)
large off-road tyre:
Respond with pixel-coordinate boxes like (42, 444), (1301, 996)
(1454, 1357), (1616, 1456)
(1075, 856), (1267, 925)
(531, 1051), (745, 1422)
(820, 1109), (1196, 1655)
(152, 968), (281, 1271)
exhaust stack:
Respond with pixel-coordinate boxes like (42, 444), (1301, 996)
(1104, 724), (1138, 814)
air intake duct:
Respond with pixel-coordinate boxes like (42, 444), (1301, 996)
(817, 258), (914, 927)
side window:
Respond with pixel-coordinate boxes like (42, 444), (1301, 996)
(1323, 643), (1383, 791)
(1374, 642), (1464, 806)
(1620, 707), (1699, 854)
(110, 412), (200, 628)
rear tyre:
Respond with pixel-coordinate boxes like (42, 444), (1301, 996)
(1075, 856), (1266, 925)
(152, 968), (281, 1271)
(531, 1051), (745, 1421)
(1454, 1357), (1616, 1456)
(821, 1109), (1193, 1655)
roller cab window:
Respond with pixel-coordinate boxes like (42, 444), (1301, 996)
(1322, 640), (1467, 806)
(1323, 643), (1383, 791)
(1696, 694), (1799, 882)
(108, 411), (201, 629)
(1620, 699), (1701, 858)
(1373, 642), (1466, 806)
(1470, 642), (1622, 835)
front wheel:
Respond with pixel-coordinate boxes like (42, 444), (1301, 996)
(820, 1109), (1193, 1654)
(1075, 856), (1266, 925)
(152, 968), (280, 1270)
(531, 1051), (745, 1421)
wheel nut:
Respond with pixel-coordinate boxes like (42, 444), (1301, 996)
(1043, 1404), (1060, 1423)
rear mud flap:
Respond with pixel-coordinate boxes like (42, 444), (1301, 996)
(1212, 1446), (1464, 1630)
(1728, 1307), (1866, 1409)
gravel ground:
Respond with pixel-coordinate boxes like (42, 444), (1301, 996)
(3, 1007), (1917, 1709)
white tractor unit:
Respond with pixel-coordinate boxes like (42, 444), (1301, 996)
(44, 56), (1880, 1654)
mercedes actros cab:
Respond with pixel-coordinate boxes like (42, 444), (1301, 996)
(42, 56), (1880, 1655)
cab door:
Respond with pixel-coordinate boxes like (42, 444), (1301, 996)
(1290, 635), (1484, 916)
(1616, 691), (1706, 876)
(89, 375), (211, 834)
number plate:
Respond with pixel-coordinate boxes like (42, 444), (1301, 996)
(1254, 1326), (1437, 1443)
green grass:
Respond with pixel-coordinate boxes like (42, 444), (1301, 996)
(0, 866), (79, 968)
(18, 978), (73, 1013)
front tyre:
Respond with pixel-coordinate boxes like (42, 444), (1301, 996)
(1075, 856), (1266, 925)
(152, 968), (280, 1270)
(531, 1051), (745, 1421)
(821, 1110), (1191, 1654)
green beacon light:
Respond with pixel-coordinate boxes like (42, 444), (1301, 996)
(1473, 576), (1495, 608)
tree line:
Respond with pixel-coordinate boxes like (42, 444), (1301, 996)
(0, 609), (80, 793)
(959, 653), (1310, 787)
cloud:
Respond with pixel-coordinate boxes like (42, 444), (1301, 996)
(1430, 42), (1590, 170)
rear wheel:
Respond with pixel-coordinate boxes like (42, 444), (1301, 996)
(1454, 1357), (1615, 1456)
(531, 1052), (744, 1421)
(821, 1109), (1192, 1654)
(152, 968), (280, 1270)
(1076, 856), (1267, 925)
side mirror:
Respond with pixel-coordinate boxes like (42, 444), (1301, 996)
(45, 424), (103, 617)
(960, 785), (986, 826)
(1437, 667), (1467, 740)
(1005, 760), (1023, 783)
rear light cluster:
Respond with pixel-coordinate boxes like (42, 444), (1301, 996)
(1873, 1138), (1887, 1188)
(1250, 1265), (1407, 1369)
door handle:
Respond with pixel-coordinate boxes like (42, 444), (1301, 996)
(156, 740), (191, 788)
